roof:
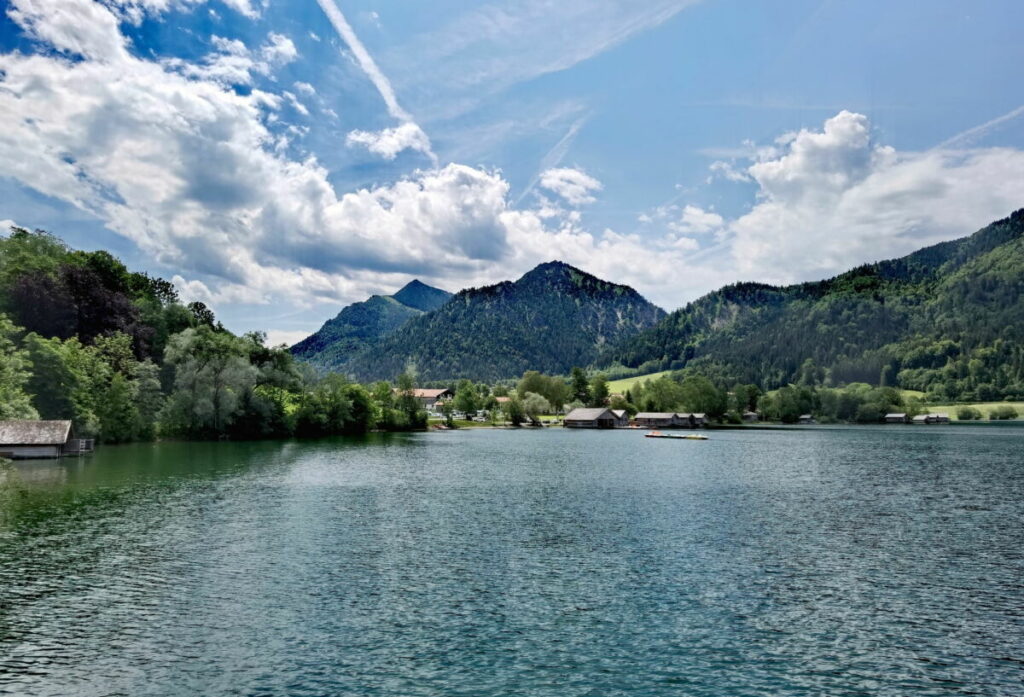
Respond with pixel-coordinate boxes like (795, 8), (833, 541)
(564, 408), (613, 421)
(611, 410), (627, 418)
(635, 412), (677, 419)
(411, 388), (452, 398)
(885, 413), (907, 418)
(0, 420), (72, 446)
(913, 415), (929, 421)
(495, 396), (511, 403)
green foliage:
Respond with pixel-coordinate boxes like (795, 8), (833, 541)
(589, 374), (610, 407)
(0, 314), (38, 419)
(454, 378), (480, 416)
(989, 405), (1019, 420)
(517, 371), (569, 411)
(957, 405), (983, 420)
(502, 394), (525, 426)
(521, 392), (551, 425)
(570, 366), (591, 404)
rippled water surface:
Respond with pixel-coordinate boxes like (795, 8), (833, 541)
(1, 425), (1023, 696)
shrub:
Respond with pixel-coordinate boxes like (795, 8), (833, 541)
(957, 406), (983, 421)
(989, 405), (1019, 421)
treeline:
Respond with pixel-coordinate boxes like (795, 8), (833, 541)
(605, 210), (1024, 402)
(0, 228), (432, 441)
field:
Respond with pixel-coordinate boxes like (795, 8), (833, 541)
(607, 370), (674, 394)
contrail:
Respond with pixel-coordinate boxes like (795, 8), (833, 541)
(315, 0), (435, 160)
(515, 116), (588, 206)
(934, 104), (1024, 150)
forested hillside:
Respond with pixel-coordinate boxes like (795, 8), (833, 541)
(344, 262), (666, 381)
(606, 209), (1024, 402)
(290, 279), (451, 371)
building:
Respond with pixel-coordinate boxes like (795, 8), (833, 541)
(610, 410), (630, 427)
(743, 411), (759, 423)
(673, 413), (707, 428)
(635, 412), (678, 428)
(885, 413), (909, 424)
(0, 420), (94, 460)
(798, 414), (815, 424)
(913, 413), (951, 424)
(405, 388), (454, 409)
(564, 408), (618, 429)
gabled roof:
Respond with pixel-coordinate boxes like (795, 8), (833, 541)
(565, 408), (613, 421)
(635, 412), (677, 419)
(408, 388), (452, 398)
(0, 420), (72, 446)
(885, 413), (907, 418)
(611, 409), (627, 418)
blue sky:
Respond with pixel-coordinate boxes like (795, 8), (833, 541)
(1, 0), (1023, 345)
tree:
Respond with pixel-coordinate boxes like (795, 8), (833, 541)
(502, 394), (525, 426)
(454, 378), (480, 417)
(589, 374), (610, 407)
(522, 392), (551, 425)
(570, 366), (591, 404)
(0, 315), (38, 420)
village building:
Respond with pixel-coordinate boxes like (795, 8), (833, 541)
(0, 420), (94, 460)
(885, 413), (909, 424)
(913, 413), (951, 424)
(406, 388), (454, 409)
(635, 412), (679, 428)
(674, 413), (706, 428)
(798, 414), (816, 424)
(743, 411), (759, 423)
(610, 410), (630, 428)
(564, 408), (618, 429)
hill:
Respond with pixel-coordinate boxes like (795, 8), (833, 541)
(344, 261), (666, 381)
(605, 209), (1024, 402)
(290, 280), (451, 371)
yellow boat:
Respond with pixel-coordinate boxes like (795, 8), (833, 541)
(644, 430), (708, 440)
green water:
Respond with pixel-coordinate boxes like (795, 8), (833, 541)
(1, 426), (1022, 696)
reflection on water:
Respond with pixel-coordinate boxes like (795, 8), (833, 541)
(1, 426), (1023, 696)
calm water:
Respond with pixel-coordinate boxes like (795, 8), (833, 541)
(1, 426), (1022, 696)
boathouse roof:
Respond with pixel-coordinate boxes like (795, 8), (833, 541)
(565, 408), (613, 421)
(0, 420), (72, 446)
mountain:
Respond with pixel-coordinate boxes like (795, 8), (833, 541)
(290, 280), (451, 371)
(605, 209), (1024, 401)
(343, 261), (667, 382)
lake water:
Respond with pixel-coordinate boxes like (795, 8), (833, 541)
(1, 425), (1022, 696)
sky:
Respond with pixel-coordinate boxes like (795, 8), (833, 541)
(1, 0), (1023, 346)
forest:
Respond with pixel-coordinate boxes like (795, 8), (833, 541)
(0, 228), (431, 442)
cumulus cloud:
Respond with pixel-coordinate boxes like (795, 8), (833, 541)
(538, 167), (603, 206)
(346, 122), (433, 160)
(166, 32), (298, 86)
(726, 110), (1024, 282)
(671, 205), (723, 234)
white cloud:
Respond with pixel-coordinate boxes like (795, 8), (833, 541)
(264, 329), (313, 347)
(727, 110), (1024, 283)
(0, 219), (19, 232)
(293, 81), (316, 96)
(167, 32), (297, 86)
(538, 167), (602, 206)
(670, 205), (723, 234)
(346, 122), (433, 160)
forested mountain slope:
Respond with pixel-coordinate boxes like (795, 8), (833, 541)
(290, 280), (451, 371)
(606, 209), (1024, 401)
(344, 262), (666, 381)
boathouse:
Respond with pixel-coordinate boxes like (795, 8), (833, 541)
(635, 412), (678, 428)
(743, 411), (759, 422)
(885, 413), (909, 424)
(564, 407), (618, 429)
(610, 410), (630, 427)
(913, 413), (951, 424)
(798, 414), (815, 424)
(0, 420), (94, 460)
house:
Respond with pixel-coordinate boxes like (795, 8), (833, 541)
(610, 410), (630, 427)
(913, 413), (951, 425)
(885, 413), (908, 424)
(564, 408), (617, 429)
(0, 420), (94, 460)
(404, 388), (454, 409)
(673, 413), (706, 428)
(798, 414), (815, 424)
(635, 412), (678, 428)
(743, 411), (759, 422)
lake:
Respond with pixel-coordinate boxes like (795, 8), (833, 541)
(1, 425), (1022, 696)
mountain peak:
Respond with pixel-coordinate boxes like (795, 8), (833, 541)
(391, 279), (452, 312)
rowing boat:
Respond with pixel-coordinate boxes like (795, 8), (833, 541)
(644, 430), (708, 440)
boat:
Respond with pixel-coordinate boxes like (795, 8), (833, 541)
(644, 430), (708, 440)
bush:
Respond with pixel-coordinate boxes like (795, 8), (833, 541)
(957, 406), (983, 421)
(989, 405), (1019, 421)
